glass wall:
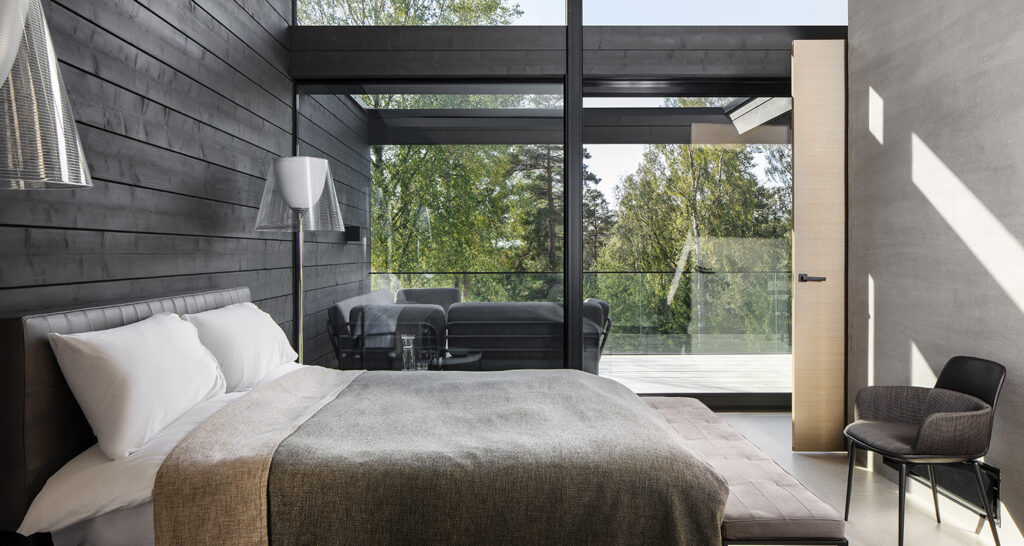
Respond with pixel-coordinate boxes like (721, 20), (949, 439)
(298, 0), (565, 25)
(295, 79), (565, 371)
(582, 97), (793, 393)
(298, 0), (845, 26)
(582, 0), (847, 26)
(361, 83), (568, 371)
(293, 6), (834, 394)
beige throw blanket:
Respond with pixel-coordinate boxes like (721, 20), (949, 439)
(153, 367), (362, 545)
(155, 368), (728, 545)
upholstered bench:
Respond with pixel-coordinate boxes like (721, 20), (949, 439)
(646, 397), (848, 546)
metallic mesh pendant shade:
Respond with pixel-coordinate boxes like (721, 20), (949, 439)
(255, 156), (344, 232)
(0, 0), (92, 190)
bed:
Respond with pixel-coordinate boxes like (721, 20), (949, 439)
(1, 287), (728, 545)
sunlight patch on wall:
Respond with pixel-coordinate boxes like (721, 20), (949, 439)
(867, 273), (875, 387)
(911, 133), (1024, 313)
(909, 341), (936, 387)
(868, 87), (884, 145)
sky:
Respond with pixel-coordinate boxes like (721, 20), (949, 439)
(583, 98), (664, 206)
(585, 145), (643, 206)
(514, 0), (847, 26)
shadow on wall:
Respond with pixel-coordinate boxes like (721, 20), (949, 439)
(910, 133), (1024, 314)
(852, 108), (1024, 526)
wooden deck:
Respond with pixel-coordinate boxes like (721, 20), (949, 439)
(598, 353), (792, 393)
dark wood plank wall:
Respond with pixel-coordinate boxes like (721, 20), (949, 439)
(289, 25), (848, 81)
(296, 88), (372, 368)
(0, 0), (372, 365)
(291, 26), (566, 79)
(363, 107), (791, 145)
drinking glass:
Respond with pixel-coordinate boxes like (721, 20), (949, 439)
(400, 334), (416, 371)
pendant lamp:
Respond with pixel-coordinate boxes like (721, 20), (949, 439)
(0, 0), (92, 190)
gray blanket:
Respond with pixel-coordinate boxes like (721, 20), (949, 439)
(268, 369), (728, 545)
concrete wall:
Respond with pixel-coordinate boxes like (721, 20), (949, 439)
(848, 0), (1024, 521)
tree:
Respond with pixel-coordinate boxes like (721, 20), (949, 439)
(371, 144), (519, 298)
(583, 181), (614, 270)
(509, 144), (563, 273)
(298, 0), (522, 25)
(331, 0), (526, 300)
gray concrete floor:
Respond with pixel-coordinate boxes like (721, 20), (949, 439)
(720, 413), (1023, 546)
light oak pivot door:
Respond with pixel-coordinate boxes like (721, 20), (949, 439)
(791, 39), (847, 452)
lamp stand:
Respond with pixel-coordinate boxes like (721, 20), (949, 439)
(295, 210), (306, 364)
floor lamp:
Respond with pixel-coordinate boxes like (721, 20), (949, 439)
(255, 156), (344, 363)
(0, 0), (91, 189)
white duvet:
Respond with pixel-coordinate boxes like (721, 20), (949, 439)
(18, 362), (304, 536)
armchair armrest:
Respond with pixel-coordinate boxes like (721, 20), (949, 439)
(327, 319), (358, 349)
(854, 385), (931, 424)
(913, 408), (993, 457)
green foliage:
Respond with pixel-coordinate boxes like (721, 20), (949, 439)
(369, 124), (794, 353)
(583, 180), (614, 269)
(371, 144), (516, 274)
(509, 144), (563, 272)
(370, 131), (794, 353)
(298, 0), (522, 25)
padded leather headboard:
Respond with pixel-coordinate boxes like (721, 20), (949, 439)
(0, 287), (251, 533)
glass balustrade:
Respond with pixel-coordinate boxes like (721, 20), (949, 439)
(371, 270), (791, 355)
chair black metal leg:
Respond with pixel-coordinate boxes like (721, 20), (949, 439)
(898, 462), (907, 546)
(927, 465), (941, 523)
(844, 442), (856, 521)
(973, 461), (1001, 546)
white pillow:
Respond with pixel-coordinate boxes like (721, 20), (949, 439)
(183, 302), (297, 392)
(48, 313), (226, 460)
(17, 392), (244, 536)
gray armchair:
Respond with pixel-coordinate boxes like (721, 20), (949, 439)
(844, 356), (1006, 546)
(397, 288), (461, 313)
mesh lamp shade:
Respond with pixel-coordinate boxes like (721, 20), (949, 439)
(255, 156), (344, 232)
(0, 0), (92, 190)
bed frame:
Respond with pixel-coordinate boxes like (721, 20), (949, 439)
(0, 287), (251, 542)
(1, 286), (847, 546)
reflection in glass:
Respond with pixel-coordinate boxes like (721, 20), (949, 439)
(297, 0), (564, 25)
(583, 97), (738, 109)
(346, 80), (571, 372)
(360, 94), (563, 110)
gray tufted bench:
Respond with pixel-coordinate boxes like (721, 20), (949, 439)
(647, 397), (848, 546)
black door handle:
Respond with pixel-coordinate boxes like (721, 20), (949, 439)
(798, 274), (827, 283)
